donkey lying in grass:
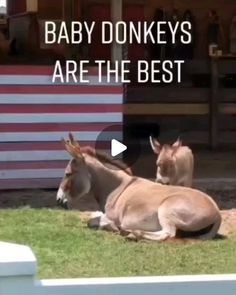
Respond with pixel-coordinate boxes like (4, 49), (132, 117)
(57, 133), (221, 242)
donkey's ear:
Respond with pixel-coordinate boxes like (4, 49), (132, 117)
(172, 137), (182, 154)
(61, 137), (77, 158)
(69, 132), (76, 144)
(149, 136), (161, 154)
(61, 137), (83, 159)
(61, 137), (69, 148)
(172, 137), (182, 148)
(69, 132), (80, 148)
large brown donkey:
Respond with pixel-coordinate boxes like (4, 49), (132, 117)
(57, 133), (221, 242)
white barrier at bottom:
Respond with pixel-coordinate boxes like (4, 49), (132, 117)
(0, 241), (236, 295)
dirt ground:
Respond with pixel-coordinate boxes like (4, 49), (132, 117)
(0, 183), (236, 237)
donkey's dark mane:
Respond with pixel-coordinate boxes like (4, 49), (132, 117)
(81, 146), (133, 175)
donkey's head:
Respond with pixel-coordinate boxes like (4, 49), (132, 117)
(149, 136), (182, 185)
(56, 133), (92, 208)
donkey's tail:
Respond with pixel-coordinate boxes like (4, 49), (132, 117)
(197, 213), (222, 240)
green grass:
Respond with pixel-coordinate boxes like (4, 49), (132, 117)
(0, 209), (236, 279)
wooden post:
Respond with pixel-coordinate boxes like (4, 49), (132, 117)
(209, 57), (219, 150)
(26, 0), (38, 12)
(63, 0), (76, 59)
(111, 0), (123, 63)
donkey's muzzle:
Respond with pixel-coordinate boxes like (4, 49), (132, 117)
(57, 198), (69, 210)
(156, 178), (170, 185)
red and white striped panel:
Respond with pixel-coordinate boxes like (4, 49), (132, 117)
(0, 66), (124, 190)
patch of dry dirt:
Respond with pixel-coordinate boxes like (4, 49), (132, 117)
(219, 209), (236, 236)
(0, 189), (58, 209)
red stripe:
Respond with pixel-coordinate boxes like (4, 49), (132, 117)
(0, 66), (112, 76)
(0, 178), (60, 190)
(0, 123), (122, 132)
(0, 66), (54, 76)
(0, 86), (123, 94)
(0, 161), (68, 170)
(0, 104), (123, 113)
(0, 141), (110, 151)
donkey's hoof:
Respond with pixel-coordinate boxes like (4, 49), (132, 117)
(126, 231), (142, 241)
(87, 217), (101, 229)
(126, 233), (138, 241)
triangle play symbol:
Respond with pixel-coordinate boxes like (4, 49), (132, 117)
(111, 139), (127, 157)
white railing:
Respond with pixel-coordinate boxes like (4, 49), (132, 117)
(1, 241), (236, 295)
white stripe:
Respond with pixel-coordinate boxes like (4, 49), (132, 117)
(0, 131), (123, 142)
(0, 113), (123, 123)
(0, 75), (122, 86)
(0, 151), (69, 162)
(39, 274), (236, 286)
(0, 150), (110, 162)
(0, 94), (123, 104)
(0, 169), (64, 179)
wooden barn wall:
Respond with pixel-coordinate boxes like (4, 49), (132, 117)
(38, 0), (63, 19)
(8, 0), (26, 16)
(146, 0), (236, 58)
(82, 0), (236, 58)
(37, 0), (81, 20)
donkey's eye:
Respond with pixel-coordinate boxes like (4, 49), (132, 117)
(65, 173), (72, 177)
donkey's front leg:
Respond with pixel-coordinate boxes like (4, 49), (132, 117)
(87, 212), (119, 232)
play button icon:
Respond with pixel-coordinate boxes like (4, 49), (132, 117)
(111, 139), (127, 157)
(95, 124), (141, 171)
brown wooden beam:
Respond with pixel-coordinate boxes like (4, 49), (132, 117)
(124, 103), (209, 115)
(209, 57), (219, 150)
(220, 103), (236, 114)
(124, 102), (236, 115)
